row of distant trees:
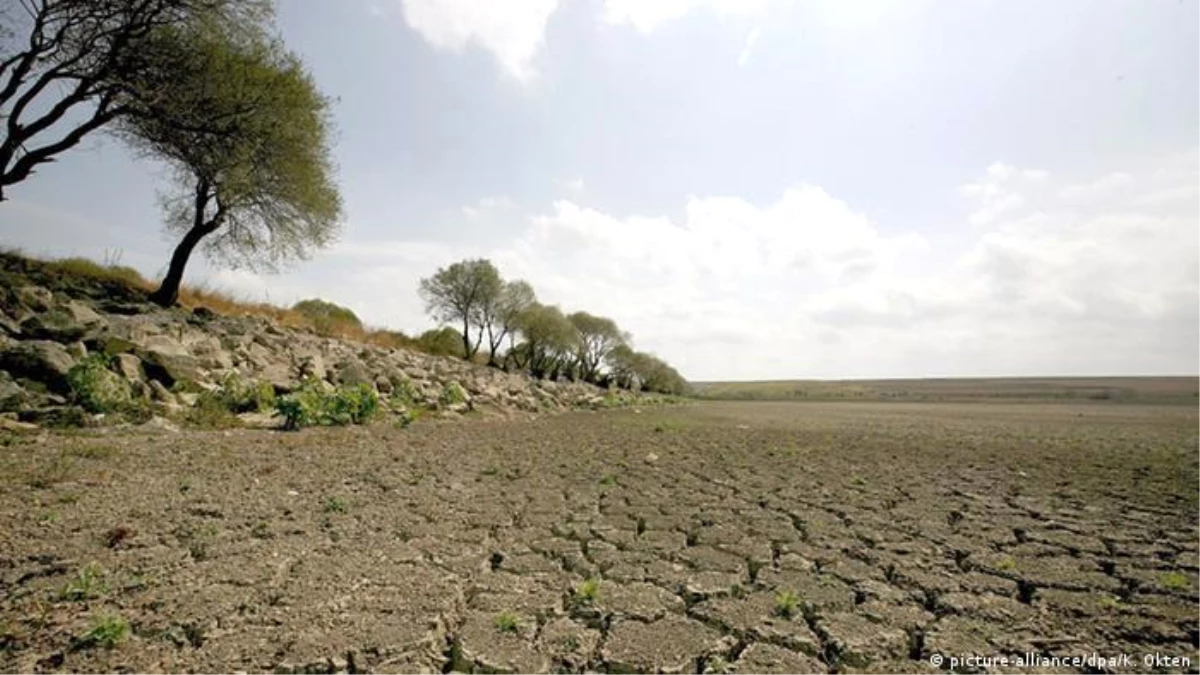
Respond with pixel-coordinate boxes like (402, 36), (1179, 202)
(418, 259), (688, 395)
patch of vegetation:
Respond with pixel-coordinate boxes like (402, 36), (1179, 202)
(493, 611), (521, 634)
(322, 496), (349, 514)
(439, 381), (468, 407)
(599, 473), (617, 486)
(388, 377), (420, 407)
(210, 372), (276, 414)
(48, 257), (148, 289)
(481, 465), (500, 477)
(76, 615), (129, 650)
(1160, 571), (1190, 590)
(66, 354), (132, 414)
(59, 563), (108, 601)
(576, 577), (601, 604)
(995, 557), (1017, 572)
(291, 298), (363, 337)
(66, 443), (120, 460)
(275, 379), (379, 430)
(704, 656), (731, 674)
(185, 392), (243, 429)
(250, 521), (272, 539)
(27, 452), (75, 489)
(774, 590), (800, 619)
(177, 523), (220, 562)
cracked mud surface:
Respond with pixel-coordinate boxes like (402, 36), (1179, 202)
(1, 401), (1197, 673)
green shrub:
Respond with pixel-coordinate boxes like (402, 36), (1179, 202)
(66, 354), (132, 413)
(390, 377), (419, 406)
(186, 393), (242, 429)
(493, 611), (520, 634)
(439, 381), (468, 407)
(77, 615), (129, 649)
(211, 372), (275, 413)
(58, 563), (108, 601)
(275, 379), (379, 430)
(774, 590), (800, 619)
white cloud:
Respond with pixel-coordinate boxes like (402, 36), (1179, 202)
(398, 0), (779, 81)
(960, 161), (1049, 226)
(602, 0), (769, 33)
(398, 0), (560, 82)
(315, 152), (1196, 380)
(737, 26), (761, 67)
(556, 177), (585, 194)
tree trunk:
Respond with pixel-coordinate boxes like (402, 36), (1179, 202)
(460, 316), (472, 360)
(150, 177), (218, 307)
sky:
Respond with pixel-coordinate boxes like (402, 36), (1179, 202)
(0, 0), (1196, 381)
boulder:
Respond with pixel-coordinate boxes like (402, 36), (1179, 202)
(259, 362), (298, 393)
(13, 286), (53, 312)
(333, 358), (372, 386)
(113, 353), (145, 383)
(19, 309), (90, 342)
(0, 371), (30, 413)
(138, 335), (204, 386)
(0, 311), (21, 337)
(0, 340), (76, 393)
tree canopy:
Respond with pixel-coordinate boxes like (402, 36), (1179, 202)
(292, 298), (361, 336)
(116, 19), (342, 306)
(417, 259), (502, 361)
(0, 0), (269, 200)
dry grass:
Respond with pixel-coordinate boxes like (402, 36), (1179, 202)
(2, 250), (421, 352)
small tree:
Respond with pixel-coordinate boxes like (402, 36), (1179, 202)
(418, 259), (502, 360)
(482, 279), (535, 367)
(511, 303), (578, 379)
(0, 0), (268, 201)
(115, 21), (342, 306)
(568, 311), (627, 384)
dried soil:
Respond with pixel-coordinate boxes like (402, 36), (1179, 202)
(1, 401), (1196, 673)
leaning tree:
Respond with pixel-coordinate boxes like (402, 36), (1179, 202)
(114, 21), (342, 306)
(0, 0), (267, 201)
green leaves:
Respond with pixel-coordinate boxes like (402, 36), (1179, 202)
(275, 379), (379, 430)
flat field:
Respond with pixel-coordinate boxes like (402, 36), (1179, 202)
(692, 376), (1199, 404)
(1, 400), (1197, 673)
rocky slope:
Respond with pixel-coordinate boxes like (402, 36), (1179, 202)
(0, 255), (635, 428)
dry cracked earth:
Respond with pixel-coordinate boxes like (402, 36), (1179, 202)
(0, 401), (1197, 674)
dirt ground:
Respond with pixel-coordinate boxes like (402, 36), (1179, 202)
(1, 401), (1197, 674)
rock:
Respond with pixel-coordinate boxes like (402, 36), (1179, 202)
(375, 375), (393, 395)
(148, 379), (175, 403)
(333, 359), (372, 386)
(259, 362), (298, 393)
(114, 353), (145, 383)
(0, 416), (38, 432)
(14, 286), (53, 312)
(19, 309), (89, 342)
(0, 371), (30, 413)
(297, 353), (326, 380)
(0, 340), (76, 393)
(60, 300), (105, 326)
(18, 405), (90, 427)
(138, 335), (204, 385)
(142, 415), (181, 433)
(0, 311), (21, 336)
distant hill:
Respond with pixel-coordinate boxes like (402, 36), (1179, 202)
(691, 377), (1199, 405)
